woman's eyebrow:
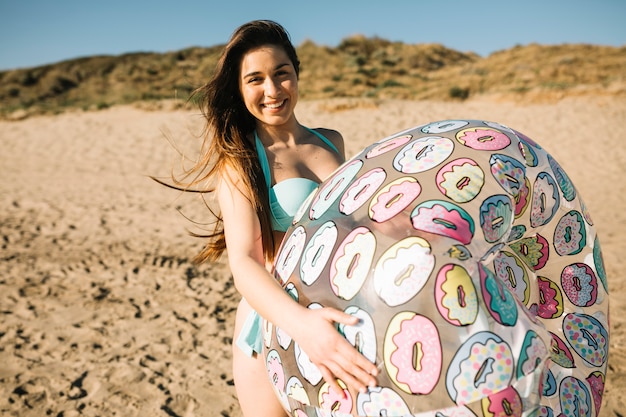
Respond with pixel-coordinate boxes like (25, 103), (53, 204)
(243, 62), (291, 79)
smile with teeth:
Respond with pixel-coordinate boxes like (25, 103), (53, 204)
(264, 100), (285, 109)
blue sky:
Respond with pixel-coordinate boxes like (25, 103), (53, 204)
(1, 0), (624, 71)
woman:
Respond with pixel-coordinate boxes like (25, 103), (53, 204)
(169, 20), (377, 416)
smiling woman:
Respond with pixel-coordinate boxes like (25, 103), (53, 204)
(156, 20), (377, 416)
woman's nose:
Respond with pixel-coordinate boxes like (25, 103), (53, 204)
(264, 77), (280, 97)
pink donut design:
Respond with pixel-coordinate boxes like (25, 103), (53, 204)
(493, 251), (530, 305)
(436, 157), (485, 203)
(366, 134), (412, 158)
(330, 227), (376, 300)
(508, 234), (550, 271)
(275, 226), (306, 284)
(373, 236), (435, 307)
(300, 221), (338, 286)
(456, 127), (511, 150)
(553, 210), (587, 256)
(535, 276), (564, 320)
(481, 386), (523, 417)
(310, 159), (363, 220)
(369, 176), (422, 223)
(356, 386), (411, 416)
(530, 172), (560, 228)
(560, 263), (598, 307)
(411, 200), (475, 245)
(586, 371), (606, 415)
(384, 312), (442, 395)
(266, 349), (286, 393)
(446, 331), (514, 405)
(393, 136), (455, 174)
(317, 380), (352, 413)
(434, 264), (479, 326)
(339, 167), (386, 215)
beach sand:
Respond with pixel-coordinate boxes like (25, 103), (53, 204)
(1, 96), (623, 416)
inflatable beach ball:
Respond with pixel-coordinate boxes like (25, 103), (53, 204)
(264, 120), (609, 417)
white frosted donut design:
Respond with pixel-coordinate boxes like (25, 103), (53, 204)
(330, 227), (376, 300)
(531, 172), (560, 228)
(285, 376), (310, 406)
(300, 221), (338, 286)
(493, 251), (531, 305)
(369, 176), (422, 223)
(310, 160), (363, 220)
(275, 226), (307, 284)
(339, 167), (387, 215)
(294, 303), (324, 385)
(338, 306), (377, 363)
(393, 136), (455, 174)
(356, 386), (411, 416)
(276, 283), (298, 350)
(456, 127), (511, 151)
(373, 236), (434, 307)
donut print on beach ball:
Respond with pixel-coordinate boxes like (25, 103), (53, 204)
(263, 120), (609, 417)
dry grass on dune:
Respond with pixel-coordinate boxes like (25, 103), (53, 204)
(0, 36), (624, 119)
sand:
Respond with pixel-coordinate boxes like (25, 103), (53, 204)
(1, 96), (624, 416)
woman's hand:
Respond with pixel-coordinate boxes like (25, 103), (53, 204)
(290, 306), (378, 397)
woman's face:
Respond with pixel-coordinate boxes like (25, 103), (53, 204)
(239, 45), (299, 128)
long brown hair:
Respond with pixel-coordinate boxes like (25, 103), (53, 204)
(163, 20), (301, 264)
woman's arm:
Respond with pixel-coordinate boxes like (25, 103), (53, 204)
(216, 166), (377, 395)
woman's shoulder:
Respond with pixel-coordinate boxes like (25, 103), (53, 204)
(309, 127), (345, 156)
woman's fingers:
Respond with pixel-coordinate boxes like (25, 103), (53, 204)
(298, 307), (378, 393)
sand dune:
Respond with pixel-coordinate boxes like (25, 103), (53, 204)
(1, 96), (624, 416)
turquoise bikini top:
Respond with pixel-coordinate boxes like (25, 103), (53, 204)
(255, 128), (340, 232)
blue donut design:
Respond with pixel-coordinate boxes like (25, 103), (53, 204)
(559, 376), (592, 417)
(542, 368), (558, 397)
(548, 154), (576, 202)
(479, 194), (514, 244)
(562, 313), (609, 367)
(553, 210), (587, 256)
(422, 120), (469, 134)
(446, 331), (514, 405)
(480, 264), (518, 326)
